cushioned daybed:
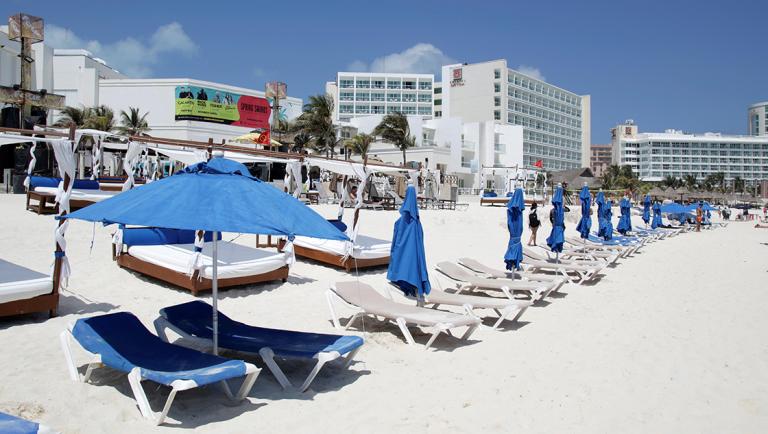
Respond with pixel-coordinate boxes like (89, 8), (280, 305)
(280, 233), (390, 272)
(26, 176), (117, 214)
(114, 227), (289, 295)
(0, 259), (57, 318)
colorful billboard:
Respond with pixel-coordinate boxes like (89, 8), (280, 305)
(175, 85), (271, 129)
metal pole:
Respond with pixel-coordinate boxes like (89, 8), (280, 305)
(212, 231), (219, 355)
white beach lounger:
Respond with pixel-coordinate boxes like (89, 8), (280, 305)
(435, 262), (555, 301)
(519, 251), (603, 285)
(327, 281), (480, 350)
(457, 257), (567, 292)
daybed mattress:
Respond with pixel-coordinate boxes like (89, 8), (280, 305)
(293, 235), (391, 260)
(0, 259), (53, 304)
(34, 186), (118, 202)
(127, 242), (288, 279)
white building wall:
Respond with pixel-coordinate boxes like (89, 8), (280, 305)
(52, 49), (127, 108)
(748, 102), (768, 136)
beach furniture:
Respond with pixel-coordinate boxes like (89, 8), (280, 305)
(113, 227), (289, 295)
(0, 411), (58, 434)
(26, 176), (117, 213)
(435, 261), (554, 301)
(0, 259), (58, 318)
(519, 251), (603, 285)
(525, 248), (607, 269)
(387, 284), (532, 330)
(60, 312), (260, 425)
(155, 301), (364, 392)
(457, 257), (568, 291)
(327, 281), (480, 350)
(282, 234), (390, 272)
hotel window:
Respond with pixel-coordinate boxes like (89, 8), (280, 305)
(372, 105), (385, 114)
(340, 104), (353, 113)
(355, 105), (370, 114)
(494, 110), (501, 121)
(434, 87), (442, 95)
(387, 93), (401, 102)
(403, 80), (416, 89)
(435, 110), (442, 118)
(402, 105), (416, 114)
(418, 94), (432, 103)
(419, 81), (432, 90)
(494, 82), (501, 93)
(494, 96), (500, 107)
(356, 79), (370, 88)
(371, 92), (385, 101)
(387, 80), (401, 89)
(494, 69), (501, 79)
(340, 79), (354, 88)
(434, 99), (442, 106)
(340, 92), (354, 101)
(387, 106), (400, 114)
(403, 93), (416, 102)
(356, 92), (369, 101)
(372, 80), (385, 89)
(418, 106), (431, 115)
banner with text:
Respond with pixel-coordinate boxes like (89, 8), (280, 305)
(175, 85), (271, 129)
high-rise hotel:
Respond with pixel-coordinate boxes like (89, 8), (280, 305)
(326, 72), (434, 122)
(438, 60), (591, 171)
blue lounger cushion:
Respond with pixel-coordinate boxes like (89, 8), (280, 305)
(0, 411), (49, 434)
(29, 176), (100, 190)
(161, 301), (364, 358)
(121, 227), (220, 247)
(71, 312), (247, 387)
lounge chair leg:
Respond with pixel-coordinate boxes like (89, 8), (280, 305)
(424, 327), (444, 350)
(298, 352), (337, 392)
(344, 313), (362, 331)
(395, 317), (416, 346)
(157, 388), (179, 426)
(127, 368), (158, 424)
(342, 347), (361, 368)
(500, 285), (514, 300)
(235, 365), (260, 400)
(461, 323), (479, 340)
(326, 290), (341, 329)
(258, 347), (293, 390)
(60, 330), (80, 382)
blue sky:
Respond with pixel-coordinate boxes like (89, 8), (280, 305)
(2, 0), (766, 142)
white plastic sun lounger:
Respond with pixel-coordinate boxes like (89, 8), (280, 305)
(525, 249), (607, 269)
(520, 251), (603, 285)
(457, 258), (568, 292)
(327, 281), (480, 350)
(386, 284), (532, 330)
(435, 262), (555, 301)
(550, 243), (621, 264)
(565, 237), (632, 258)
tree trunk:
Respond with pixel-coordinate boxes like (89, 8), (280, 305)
(402, 148), (406, 166)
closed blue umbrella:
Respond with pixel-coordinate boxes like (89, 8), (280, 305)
(576, 185), (592, 240)
(62, 157), (348, 353)
(596, 191), (608, 238)
(546, 186), (565, 253)
(652, 201), (662, 229)
(642, 195), (651, 226)
(504, 187), (525, 270)
(602, 200), (614, 240)
(617, 197), (632, 235)
(387, 185), (431, 298)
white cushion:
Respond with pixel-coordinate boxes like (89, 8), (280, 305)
(293, 234), (390, 260)
(0, 259), (53, 304)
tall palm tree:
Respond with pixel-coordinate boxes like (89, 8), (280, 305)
(373, 112), (413, 165)
(83, 105), (115, 132)
(345, 133), (375, 164)
(292, 131), (311, 153)
(661, 175), (679, 189)
(296, 94), (337, 157)
(116, 107), (150, 136)
(54, 106), (91, 128)
(682, 174), (698, 189)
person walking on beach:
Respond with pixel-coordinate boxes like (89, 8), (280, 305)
(695, 202), (703, 232)
(528, 202), (541, 246)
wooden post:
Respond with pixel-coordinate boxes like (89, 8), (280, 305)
(51, 125), (76, 316)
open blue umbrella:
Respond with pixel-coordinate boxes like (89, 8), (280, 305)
(617, 197), (632, 235)
(642, 195), (651, 226)
(546, 186), (565, 253)
(62, 157), (348, 353)
(602, 200), (614, 240)
(504, 187), (525, 270)
(576, 185), (592, 240)
(387, 185), (431, 298)
(652, 201), (662, 229)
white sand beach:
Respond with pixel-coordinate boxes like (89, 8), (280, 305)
(1, 193), (767, 433)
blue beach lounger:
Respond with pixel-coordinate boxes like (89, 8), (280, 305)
(155, 301), (364, 392)
(0, 411), (58, 434)
(60, 312), (260, 425)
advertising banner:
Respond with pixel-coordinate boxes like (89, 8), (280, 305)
(175, 85), (271, 129)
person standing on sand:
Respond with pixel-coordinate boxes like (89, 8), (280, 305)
(695, 202), (703, 232)
(528, 202), (541, 246)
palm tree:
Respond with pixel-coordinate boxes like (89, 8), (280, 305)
(54, 106), (91, 128)
(116, 107), (150, 136)
(296, 94), (337, 157)
(661, 175), (679, 189)
(683, 174), (698, 189)
(292, 131), (310, 153)
(373, 112), (413, 165)
(345, 133), (375, 164)
(83, 105), (115, 132)
(599, 164), (621, 189)
(733, 176), (745, 193)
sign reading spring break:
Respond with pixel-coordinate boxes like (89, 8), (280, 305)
(175, 85), (271, 129)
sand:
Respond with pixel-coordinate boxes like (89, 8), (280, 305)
(0, 193), (767, 433)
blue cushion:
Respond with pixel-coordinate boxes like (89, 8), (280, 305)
(28, 176), (61, 189)
(72, 179), (100, 190)
(122, 227), (220, 246)
(0, 411), (41, 434)
(161, 301), (364, 358)
(327, 219), (348, 232)
(483, 191), (498, 198)
(72, 312), (247, 387)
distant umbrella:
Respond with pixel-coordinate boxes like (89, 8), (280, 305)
(652, 201), (662, 229)
(576, 185), (592, 240)
(504, 187), (525, 270)
(546, 186), (565, 253)
(602, 200), (614, 240)
(642, 194), (651, 225)
(387, 185), (431, 298)
(617, 197), (632, 235)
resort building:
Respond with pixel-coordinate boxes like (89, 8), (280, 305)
(52, 49), (126, 108)
(590, 143), (612, 178)
(610, 120), (768, 182)
(749, 101), (768, 136)
(439, 59), (591, 171)
(326, 72), (434, 122)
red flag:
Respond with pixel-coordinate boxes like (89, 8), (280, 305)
(533, 159), (543, 168)
(255, 130), (271, 146)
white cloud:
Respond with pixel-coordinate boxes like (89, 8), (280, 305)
(517, 65), (546, 82)
(44, 22), (197, 77)
(348, 43), (455, 76)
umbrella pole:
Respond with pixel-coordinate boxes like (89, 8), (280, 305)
(212, 231), (219, 355)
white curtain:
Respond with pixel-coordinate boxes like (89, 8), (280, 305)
(22, 141), (37, 188)
(187, 231), (205, 277)
(122, 142), (143, 191)
(90, 136), (102, 180)
(288, 161), (303, 198)
(50, 139), (77, 287)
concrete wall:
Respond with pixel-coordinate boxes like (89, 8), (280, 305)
(441, 60), (505, 123)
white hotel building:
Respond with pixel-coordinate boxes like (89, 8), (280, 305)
(439, 59), (591, 171)
(749, 101), (768, 136)
(326, 72), (434, 122)
(611, 121), (768, 182)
